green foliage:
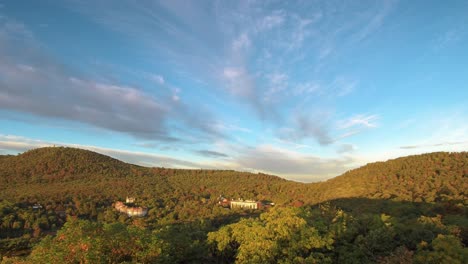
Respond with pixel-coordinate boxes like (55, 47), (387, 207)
(208, 207), (336, 263)
(27, 217), (168, 264)
(317, 152), (468, 204)
(414, 234), (468, 264)
(0, 147), (466, 263)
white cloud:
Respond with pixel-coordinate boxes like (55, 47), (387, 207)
(337, 143), (356, 153)
(264, 73), (288, 101)
(338, 114), (379, 130)
(400, 141), (468, 150)
(256, 11), (285, 32)
(293, 82), (320, 96)
(328, 77), (357, 97)
(0, 19), (221, 142)
(222, 67), (258, 101)
(234, 144), (357, 182)
(287, 15), (315, 50)
(17, 64), (36, 72)
(0, 135), (360, 182)
(351, 0), (397, 43)
(223, 67), (241, 79)
(0, 135), (203, 169)
(149, 74), (165, 85)
(214, 123), (252, 133)
(232, 33), (251, 51)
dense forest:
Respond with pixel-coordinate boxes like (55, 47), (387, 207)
(0, 147), (467, 263)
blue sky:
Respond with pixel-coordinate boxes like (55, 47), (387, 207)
(0, 0), (467, 182)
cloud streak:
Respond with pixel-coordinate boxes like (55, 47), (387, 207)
(0, 19), (222, 143)
(338, 114), (379, 130)
(279, 113), (334, 146)
(60, 0), (397, 147)
(0, 134), (360, 182)
(196, 150), (229, 158)
(234, 144), (356, 182)
(0, 135), (203, 169)
(400, 141), (468, 150)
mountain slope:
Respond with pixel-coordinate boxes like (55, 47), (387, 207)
(314, 152), (468, 204)
(0, 147), (466, 206)
(0, 147), (136, 184)
(0, 147), (467, 262)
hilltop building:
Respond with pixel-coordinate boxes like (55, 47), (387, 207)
(218, 196), (272, 210)
(115, 200), (148, 217)
(230, 199), (260, 209)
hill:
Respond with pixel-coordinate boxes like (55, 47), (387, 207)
(0, 147), (136, 184)
(0, 147), (467, 263)
(0, 147), (467, 205)
(315, 152), (468, 204)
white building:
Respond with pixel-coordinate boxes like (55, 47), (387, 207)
(230, 200), (259, 209)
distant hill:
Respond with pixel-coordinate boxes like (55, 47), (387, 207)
(315, 152), (468, 204)
(0, 147), (135, 184)
(0, 147), (466, 205)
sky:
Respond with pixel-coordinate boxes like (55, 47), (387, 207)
(0, 0), (467, 182)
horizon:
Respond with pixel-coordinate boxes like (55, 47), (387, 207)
(1, 1), (467, 182)
(2, 145), (466, 184)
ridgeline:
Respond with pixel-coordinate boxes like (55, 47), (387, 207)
(1, 147), (466, 205)
(0, 147), (466, 263)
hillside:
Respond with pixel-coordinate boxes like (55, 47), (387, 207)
(0, 147), (467, 263)
(315, 152), (468, 204)
(0, 147), (136, 184)
(0, 147), (467, 205)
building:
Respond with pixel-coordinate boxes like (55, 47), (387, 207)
(32, 204), (43, 210)
(115, 201), (148, 217)
(218, 195), (273, 210)
(125, 206), (148, 217)
(230, 199), (261, 210)
(218, 196), (231, 208)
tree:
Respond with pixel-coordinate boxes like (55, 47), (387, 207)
(414, 234), (468, 264)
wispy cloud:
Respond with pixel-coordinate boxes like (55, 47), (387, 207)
(0, 134), (358, 181)
(338, 114), (379, 130)
(332, 114), (380, 142)
(232, 33), (251, 51)
(337, 143), (356, 154)
(325, 77), (358, 97)
(292, 82), (320, 96)
(148, 74), (165, 85)
(351, 0), (398, 43)
(234, 144), (356, 182)
(0, 134), (203, 168)
(213, 123), (252, 134)
(279, 112), (334, 146)
(196, 150), (229, 158)
(432, 25), (466, 52)
(400, 141), (468, 149)
(61, 0), (389, 144)
(255, 10), (286, 32)
(0, 19), (222, 143)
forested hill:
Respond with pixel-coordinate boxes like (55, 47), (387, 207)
(0, 147), (467, 205)
(1, 147), (467, 263)
(314, 152), (468, 204)
(0, 147), (136, 184)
